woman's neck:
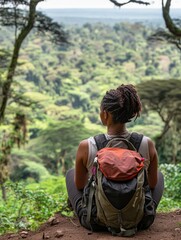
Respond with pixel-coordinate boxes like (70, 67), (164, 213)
(107, 123), (127, 136)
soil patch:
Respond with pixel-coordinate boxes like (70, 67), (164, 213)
(0, 210), (181, 240)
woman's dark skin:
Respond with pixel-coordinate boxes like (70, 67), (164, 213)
(75, 109), (158, 190)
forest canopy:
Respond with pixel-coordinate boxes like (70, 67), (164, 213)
(0, 20), (180, 175)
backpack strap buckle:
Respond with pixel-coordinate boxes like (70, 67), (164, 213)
(108, 226), (137, 237)
(120, 227), (137, 237)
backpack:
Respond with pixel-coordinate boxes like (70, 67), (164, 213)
(81, 132), (155, 237)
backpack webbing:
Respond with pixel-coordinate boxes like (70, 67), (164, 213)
(129, 132), (144, 152)
(94, 132), (143, 151)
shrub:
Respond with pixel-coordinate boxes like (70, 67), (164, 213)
(159, 163), (181, 200)
(158, 163), (181, 212)
(0, 176), (71, 235)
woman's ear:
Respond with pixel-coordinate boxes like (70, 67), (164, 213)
(102, 110), (109, 125)
(103, 110), (108, 120)
(100, 109), (107, 126)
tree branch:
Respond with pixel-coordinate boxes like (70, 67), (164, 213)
(162, 0), (181, 36)
(148, 30), (181, 51)
(109, 0), (150, 7)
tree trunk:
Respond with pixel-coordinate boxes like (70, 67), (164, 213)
(61, 156), (66, 176)
(59, 150), (66, 176)
(0, 182), (6, 201)
(0, 0), (43, 122)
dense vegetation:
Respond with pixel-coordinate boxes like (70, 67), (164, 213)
(0, 19), (181, 234)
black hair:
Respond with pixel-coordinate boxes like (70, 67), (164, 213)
(101, 84), (142, 123)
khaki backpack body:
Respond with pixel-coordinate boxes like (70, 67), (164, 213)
(82, 133), (155, 237)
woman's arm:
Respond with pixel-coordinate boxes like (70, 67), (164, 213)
(147, 138), (158, 189)
(74, 139), (89, 190)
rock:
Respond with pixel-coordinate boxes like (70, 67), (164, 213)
(42, 232), (50, 239)
(175, 227), (181, 232)
(8, 234), (19, 239)
(175, 209), (181, 215)
(48, 216), (60, 225)
(48, 216), (56, 223)
(20, 231), (28, 238)
(55, 230), (64, 238)
(20, 231), (28, 235)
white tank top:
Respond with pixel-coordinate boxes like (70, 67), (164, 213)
(86, 133), (150, 177)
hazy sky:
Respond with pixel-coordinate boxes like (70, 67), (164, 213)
(38, 0), (181, 9)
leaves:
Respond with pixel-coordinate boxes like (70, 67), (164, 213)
(0, 178), (70, 234)
(137, 79), (181, 122)
(159, 163), (181, 200)
(35, 11), (69, 44)
(148, 28), (181, 51)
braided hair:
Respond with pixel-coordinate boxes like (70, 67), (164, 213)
(101, 84), (142, 124)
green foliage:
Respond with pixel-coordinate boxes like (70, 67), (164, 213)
(1, 22), (181, 138)
(29, 120), (98, 174)
(0, 113), (27, 199)
(157, 128), (181, 164)
(137, 80), (181, 126)
(5, 22), (179, 124)
(157, 163), (181, 212)
(27, 175), (67, 194)
(158, 197), (181, 212)
(0, 177), (70, 235)
(10, 160), (50, 182)
(159, 163), (181, 201)
(158, 164), (181, 212)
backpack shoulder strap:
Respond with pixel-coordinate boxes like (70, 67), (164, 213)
(94, 134), (109, 150)
(94, 132), (144, 151)
(129, 132), (144, 152)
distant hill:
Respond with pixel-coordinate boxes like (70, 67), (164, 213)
(41, 8), (181, 26)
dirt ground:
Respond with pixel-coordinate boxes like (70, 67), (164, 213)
(0, 210), (181, 240)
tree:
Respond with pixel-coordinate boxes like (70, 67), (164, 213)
(0, 0), (68, 200)
(0, 113), (27, 200)
(137, 79), (181, 138)
(136, 79), (181, 163)
(0, 0), (68, 121)
(109, 0), (181, 50)
(29, 120), (97, 175)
